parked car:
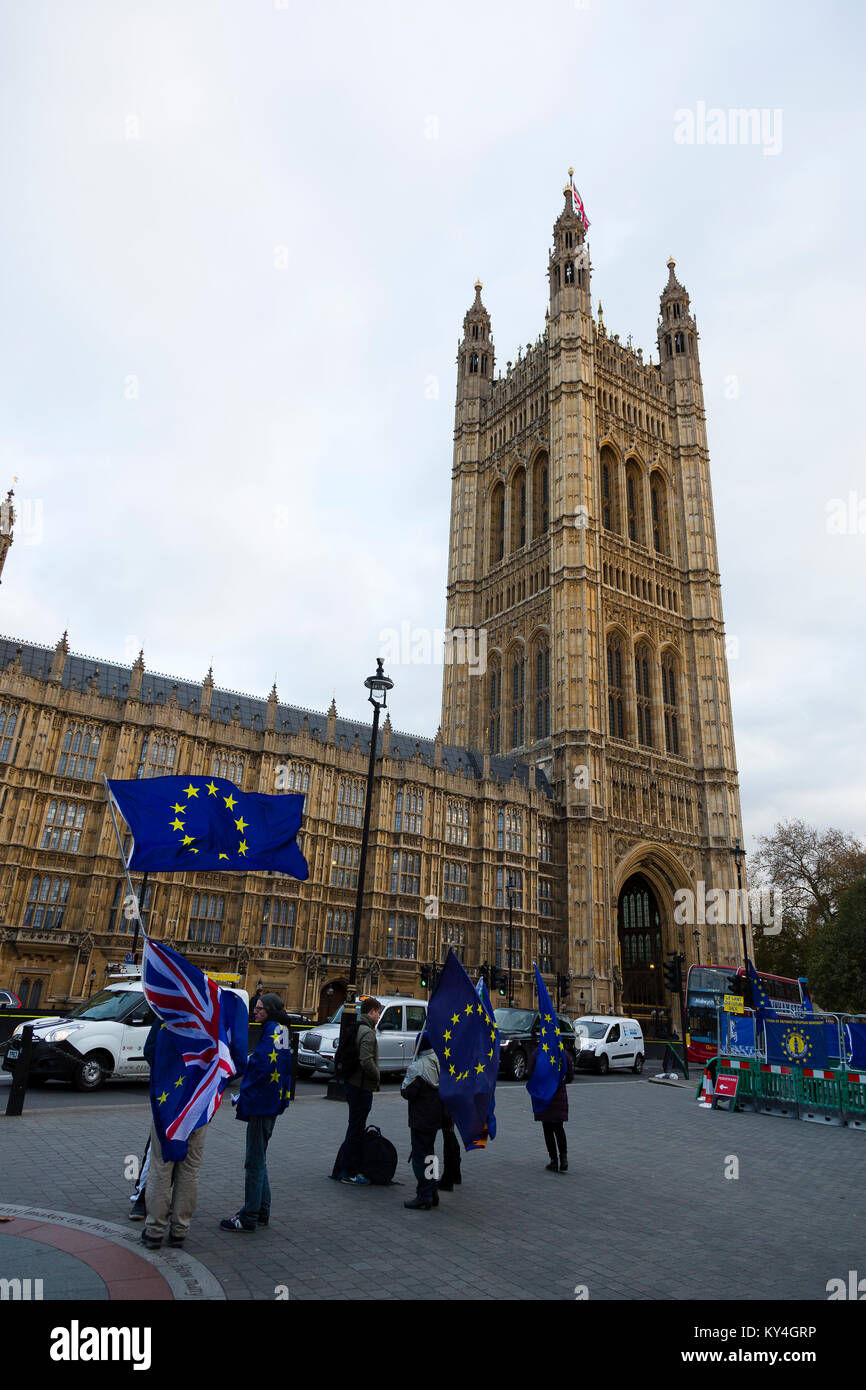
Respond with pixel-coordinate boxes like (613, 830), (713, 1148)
(494, 1008), (578, 1081)
(297, 997), (429, 1079)
(0, 989), (22, 1009)
(572, 1015), (645, 1074)
(1, 969), (249, 1091)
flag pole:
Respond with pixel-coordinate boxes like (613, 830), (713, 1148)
(102, 775), (147, 949)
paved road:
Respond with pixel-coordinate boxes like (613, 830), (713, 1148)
(1, 1072), (862, 1301)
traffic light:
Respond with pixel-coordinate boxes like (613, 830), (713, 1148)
(492, 967), (507, 996)
(420, 963), (433, 990)
(662, 953), (683, 993)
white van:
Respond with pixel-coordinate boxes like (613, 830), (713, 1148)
(2, 967), (249, 1091)
(573, 1015), (645, 1074)
(298, 996), (428, 1078)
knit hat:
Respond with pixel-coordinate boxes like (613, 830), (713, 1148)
(259, 993), (292, 1025)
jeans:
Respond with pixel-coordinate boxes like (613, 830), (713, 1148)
(239, 1115), (277, 1225)
(542, 1120), (567, 1162)
(342, 1083), (373, 1177)
(410, 1129), (439, 1202)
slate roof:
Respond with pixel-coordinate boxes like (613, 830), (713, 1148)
(0, 635), (552, 796)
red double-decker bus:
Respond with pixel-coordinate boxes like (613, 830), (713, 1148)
(685, 965), (810, 1065)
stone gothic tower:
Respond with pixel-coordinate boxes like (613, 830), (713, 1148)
(441, 177), (748, 1017)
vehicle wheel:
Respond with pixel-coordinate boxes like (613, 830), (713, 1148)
(510, 1050), (528, 1081)
(72, 1054), (108, 1092)
(632, 1053), (644, 1074)
(597, 1054), (610, 1076)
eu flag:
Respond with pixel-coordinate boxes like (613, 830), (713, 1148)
(476, 974), (499, 1141)
(747, 958), (778, 1024)
(107, 775), (308, 877)
(526, 964), (566, 1117)
(765, 1018), (830, 1069)
(427, 950), (498, 1151)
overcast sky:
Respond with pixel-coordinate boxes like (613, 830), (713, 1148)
(0, 0), (863, 848)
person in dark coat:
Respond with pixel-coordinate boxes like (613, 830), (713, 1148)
(401, 1031), (446, 1210)
(527, 1043), (574, 1172)
(220, 993), (293, 1232)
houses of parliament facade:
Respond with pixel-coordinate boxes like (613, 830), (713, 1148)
(0, 178), (750, 1025)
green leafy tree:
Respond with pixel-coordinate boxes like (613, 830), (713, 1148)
(749, 820), (866, 1000)
(806, 879), (866, 1015)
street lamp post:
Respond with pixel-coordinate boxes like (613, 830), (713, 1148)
(506, 872), (514, 1006)
(327, 658), (393, 1101)
(731, 840), (748, 969)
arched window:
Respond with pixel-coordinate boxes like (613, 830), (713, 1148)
(57, 723), (101, 779)
(650, 472), (670, 556)
(600, 446), (620, 533)
(635, 643), (653, 747)
(488, 661), (501, 755)
(511, 654), (525, 749)
(606, 636), (625, 739)
(662, 653), (681, 755)
(138, 733), (177, 779)
(211, 752), (246, 786)
(490, 483), (505, 565)
(535, 642), (550, 740)
(625, 459), (644, 544)
(531, 453), (549, 539)
(511, 468), (526, 551)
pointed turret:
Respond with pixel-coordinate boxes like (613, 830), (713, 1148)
(549, 169), (591, 317)
(50, 630), (69, 683)
(128, 649), (144, 700)
(0, 488), (14, 585)
(657, 255), (700, 385)
(266, 681), (278, 732)
(200, 666), (214, 717)
(455, 279), (494, 408)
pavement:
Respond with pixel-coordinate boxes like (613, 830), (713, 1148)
(1, 1072), (865, 1301)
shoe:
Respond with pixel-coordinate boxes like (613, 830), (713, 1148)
(340, 1174), (371, 1186)
(545, 1160), (559, 1172)
(404, 1197), (432, 1210)
(257, 1214), (269, 1227)
(219, 1215), (255, 1232)
(167, 1233), (185, 1248)
(559, 1158), (568, 1173)
(431, 1191), (440, 1207)
(128, 1196), (147, 1222)
(140, 1229), (162, 1250)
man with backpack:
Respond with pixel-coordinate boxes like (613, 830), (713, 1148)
(338, 996), (381, 1185)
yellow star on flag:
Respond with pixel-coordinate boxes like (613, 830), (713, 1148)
(235, 816), (248, 833)
(451, 1013), (460, 1025)
(219, 853), (228, 860)
(185, 784), (199, 798)
(449, 1065), (456, 1076)
(269, 1049), (278, 1063)
(182, 835), (194, 846)
(174, 1075), (184, 1087)
(170, 818), (184, 831)
(238, 840), (248, 856)
(444, 1029), (451, 1040)
(224, 794), (237, 810)
(157, 1091), (168, 1104)
(270, 1069), (280, 1083)
(171, 803), (186, 814)
(465, 1004), (474, 1016)
(206, 781), (218, 795)
(475, 1062), (485, 1074)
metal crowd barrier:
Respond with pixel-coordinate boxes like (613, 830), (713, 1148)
(711, 1011), (866, 1130)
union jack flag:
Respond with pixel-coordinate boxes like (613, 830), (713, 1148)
(144, 936), (248, 1160)
(571, 179), (590, 230)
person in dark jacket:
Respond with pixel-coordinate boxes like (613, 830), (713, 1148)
(220, 993), (293, 1232)
(339, 996), (382, 1185)
(401, 1031), (445, 1210)
(527, 1043), (574, 1172)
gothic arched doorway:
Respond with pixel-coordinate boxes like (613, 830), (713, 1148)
(618, 873), (664, 1011)
(318, 979), (347, 1022)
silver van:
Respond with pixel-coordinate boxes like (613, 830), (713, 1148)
(298, 996), (428, 1078)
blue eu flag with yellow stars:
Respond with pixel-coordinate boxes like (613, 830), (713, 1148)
(427, 949), (499, 1151)
(765, 1019), (830, 1068)
(106, 775), (308, 877)
(747, 957), (778, 1024)
(526, 964), (566, 1117)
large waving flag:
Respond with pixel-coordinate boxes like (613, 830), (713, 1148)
(427, 950), (498, 1151)
(106, 775), (308, 878)
(526, 964), (566, 1117)
(145, 936), (249, 1161)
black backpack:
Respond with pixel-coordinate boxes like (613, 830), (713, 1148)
(333, 1018), (361, 1080)
(330, 1124), (399, 1185)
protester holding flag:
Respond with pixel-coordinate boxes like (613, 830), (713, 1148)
(426, 950), (498, 1153)
(527, 1042), (574, 1172)
(526, 964), (572, 1172)
(140, 938), (248, 1251)
(401, 1031), (446, 1211)
(221, 993), (293, 1233)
